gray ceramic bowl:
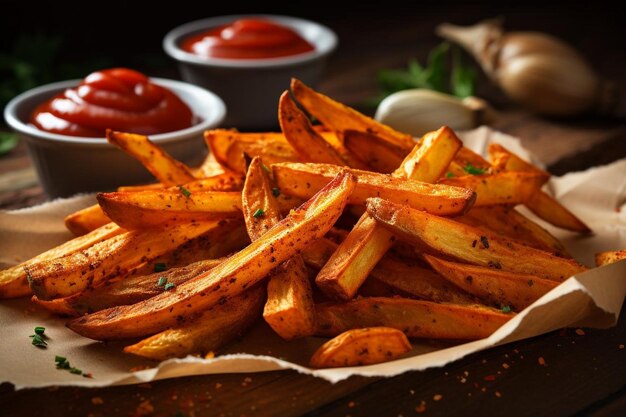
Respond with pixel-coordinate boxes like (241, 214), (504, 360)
(4, 78), (226, 198)
(163, 14), (337, 130)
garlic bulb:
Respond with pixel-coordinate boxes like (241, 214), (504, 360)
(375, 89), (492, 136)
(437, 19), (612, 116)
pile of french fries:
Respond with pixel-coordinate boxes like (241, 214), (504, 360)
(2, 79), (624, 369)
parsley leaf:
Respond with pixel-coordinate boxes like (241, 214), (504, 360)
(177, 185), (191, 198)
(0, 132), (19, 156)
(463, 163), (487, 175)
(253, 208), (265, 218)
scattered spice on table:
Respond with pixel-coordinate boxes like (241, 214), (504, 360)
(415, 401), (427, 413)
(538, 357), (547, 366)
(575, 329), (586, 336)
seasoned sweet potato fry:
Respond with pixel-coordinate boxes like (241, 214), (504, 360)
(124, 285), (265, 360)
(243, 157), (316, 340)
(65, 174), (245, 235)
(273, 162), (475, 215)
(204, 130), (299, 174)
(279, 91), (351, 167)
(315, 127), (465, 300)
(33, 259), (223, 316)
(98, 190), (242, 230)
(0, 223), (122, 299)
(488, 143), (590, 233)
(369, 256), (477, 304)
(366, 197), (587, 281)
(28, 221), (221, 300)
(67, 173), (356, 340)
(291, 78), (415, 150)
(315, 297), (513, 340)
(309, 327), (411, 368)
(595, 250), (626, 267)
(424, 255), (558, 311)
(440, 171), (549, 206)
(459, 206), (569, 257)
(106, 130), (196, 185)
(343, 130), (406, 173)
(65, 205), (112, 236)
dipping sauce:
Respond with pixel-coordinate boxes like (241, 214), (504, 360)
(30, 68), (194, 137)
(181, 18), (315, 59)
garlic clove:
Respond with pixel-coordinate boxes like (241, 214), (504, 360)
(438, 19), (605, 117)
(375, 89), (487, 137)
(498, 54), (599, 116)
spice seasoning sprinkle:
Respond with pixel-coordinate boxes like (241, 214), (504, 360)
(575, 329), (586, 336)
(538, 357), (546, 366)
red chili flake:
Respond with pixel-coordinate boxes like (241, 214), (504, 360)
(484, 375), (496, 381)
(502, 363), (510, 369)
(91, 397), (104, 405)
(575, 329), (586, 336)
(215, 383), (222, 389)
(415, 401), (427, 413)
(433, 394), (443, 401)
(538, 357), (547, 366)
(348, 401), (356, 408)
(495, 391), (502, 398)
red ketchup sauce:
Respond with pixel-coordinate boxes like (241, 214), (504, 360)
(181, 18), (315, 59)
(30, 68), (194, 137)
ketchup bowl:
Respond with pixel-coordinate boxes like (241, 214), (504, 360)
(164, 15), (337, 130)
(4, 77), (226, 198)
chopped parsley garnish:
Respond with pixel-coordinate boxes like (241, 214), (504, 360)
(262, 164), (271, 173)
(253, 208), (265, 218)
(164, 282), (176, 291)
(55, 356), (91, 377)
(463, 163), (487, 175)
(154, 263), (167, 272)
(501, 305), (512, 313)
(30, 326), (48, 347)
(445, 172), (455, 178)
(157, 276), (167, 287)
(30, 334), (47, 347)
(272, 187), (281, 197)
(177, 185), (192, 198)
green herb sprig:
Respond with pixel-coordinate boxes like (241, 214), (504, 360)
(369, 42), (477, 106)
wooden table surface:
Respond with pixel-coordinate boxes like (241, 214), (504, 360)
(1, 8), (626, 417)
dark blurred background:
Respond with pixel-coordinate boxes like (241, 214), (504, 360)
(1, 1), (625, 111)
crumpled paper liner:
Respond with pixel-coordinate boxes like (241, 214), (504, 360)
(1, 127), (625, 389)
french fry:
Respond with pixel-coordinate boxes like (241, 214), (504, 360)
(369, 256), (477, 304)
(488, 143), (590, 233)
(0, 223), (122, 299)
(459, 206), (570, 257)
(279, 91), (352, 167)
(291, 78), (415, 150)
(28, 221), (221, 300)
(204, 129), (299, 174)
(366, 197), (587, 281)
(65, 206), (112, 236)
(315, 126), (465, 300)
(124, 285), (265, 360)
(97, 190), (242, 230)
(440, 171), (549, 206)
(309, 327), (411, 368)
(33, 259), (223, 316)
(424, 255), (558, 311)
(66, 174), (245, 235)
(315, 297), (513, 340)
(34, 220), (249, 315)
(106, 130), (196, 185)
(595, 250), (626, 267)
(343, 130), (406, 173)
(67, 173), (356, 340)
(243, 157), (316, 340)
(273, 162), (475, 216)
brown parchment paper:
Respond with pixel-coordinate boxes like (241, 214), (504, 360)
(1, 127), (625, 388)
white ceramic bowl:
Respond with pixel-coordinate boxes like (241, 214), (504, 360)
(4, 78), (226, 198)
(163, 14), (337, 130)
